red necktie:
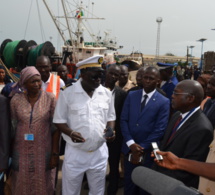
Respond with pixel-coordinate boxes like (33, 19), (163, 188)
(166, 115), (182, 144)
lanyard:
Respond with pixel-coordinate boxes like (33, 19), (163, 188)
(173, 107), (196, 132)
(28, 91), (41, 128)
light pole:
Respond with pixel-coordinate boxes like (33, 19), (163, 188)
(189, 46), (195, 57)
(197, 38), (207, 70)
(155, 17), (163, 61)
(186, 46), (189, 65)
(188, 46), (195, 67)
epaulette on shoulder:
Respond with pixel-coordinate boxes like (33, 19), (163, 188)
(60, 83), (73, 91)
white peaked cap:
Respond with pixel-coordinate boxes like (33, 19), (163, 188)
(76, 55), (104, 69)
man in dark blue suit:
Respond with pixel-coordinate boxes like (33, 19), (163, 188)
(121, 67), (170, 195)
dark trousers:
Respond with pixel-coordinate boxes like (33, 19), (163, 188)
(0, 177), (4, 195)
(107, 138), (122, 195)
(124, 153), (153, 195)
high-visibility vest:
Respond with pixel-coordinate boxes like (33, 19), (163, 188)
(46, 73), (60, 99)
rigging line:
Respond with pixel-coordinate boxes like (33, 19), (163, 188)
(82, 22), (96, 42)
(57, 0), (60, 50)
(66, 0), (78, 9)
(87, 0), (90, 18)
(36, 0), (46, 41)
(24, 0), (34, 39)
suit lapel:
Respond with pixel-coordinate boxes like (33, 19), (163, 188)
(138, 91), (158, 119)
(161, 112), (180, 149)
(164, 109), (201, 148)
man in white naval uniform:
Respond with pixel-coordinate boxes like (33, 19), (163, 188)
(53, 55), (116, 195)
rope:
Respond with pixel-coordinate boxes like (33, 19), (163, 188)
(36, 0), (46, 41)
(0, 58), (19, 82)
(3, 41), (20, 68)
(24, 0), (33, 39)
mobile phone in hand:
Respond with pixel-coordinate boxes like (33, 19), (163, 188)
(104, 126), (114, 138)
(151, 142), (163, 161)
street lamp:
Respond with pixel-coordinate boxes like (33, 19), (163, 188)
(186, 46), (195, 66)
(189, 46), (195, 66)
(197, 38), (207, 70)
(189, 46), (195, 57)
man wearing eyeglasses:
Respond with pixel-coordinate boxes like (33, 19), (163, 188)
(153, 80), (213, 189)
(53, 55), (116, 195)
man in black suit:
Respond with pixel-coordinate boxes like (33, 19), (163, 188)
(0, 94), (11, 194)
(105, 65), (127, 195)
(154, 80), (213, 189)
(203, 75), (215, 128)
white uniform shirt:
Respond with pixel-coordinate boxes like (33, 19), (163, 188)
(41, 73), (65, 91)
(53, 79), (116, 152)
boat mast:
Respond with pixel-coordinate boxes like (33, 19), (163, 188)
(42, 0), (67, 44)
(61, 0), (73, 45)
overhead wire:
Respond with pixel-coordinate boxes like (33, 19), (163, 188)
(36, 0), (46, 41)
(24, 0), (34, 39)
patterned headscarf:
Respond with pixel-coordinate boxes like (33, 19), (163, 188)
(10, 66), (41, 97)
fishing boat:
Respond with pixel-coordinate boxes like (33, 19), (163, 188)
(0, 0), (123, 78)
(42, 0), (123, 63)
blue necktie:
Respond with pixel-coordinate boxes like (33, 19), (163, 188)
(141, 94), (148, 111)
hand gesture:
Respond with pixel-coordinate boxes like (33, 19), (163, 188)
(70, 131), (85, 143)
(152, 151), (179, 170)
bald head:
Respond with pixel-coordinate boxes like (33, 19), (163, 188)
(119, 65), (129, 86)
(172, 80), (204, 112)
(120, 65), (128, 72)
(144, 66), (160, 78)
(107, 64), (120, 73)
(36, 55), (51, 65)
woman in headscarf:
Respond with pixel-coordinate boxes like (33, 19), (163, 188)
(10, 66), (57, 195)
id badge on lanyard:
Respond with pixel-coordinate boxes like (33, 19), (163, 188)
(24, 134), (34, 141)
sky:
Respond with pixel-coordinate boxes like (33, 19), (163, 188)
(1, 0), (215, 58)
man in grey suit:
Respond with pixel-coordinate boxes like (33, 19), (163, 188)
(154, 80), (213, 189)
(0, 94), (11, 193)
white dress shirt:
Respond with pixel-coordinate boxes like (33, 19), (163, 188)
(53, 79), (116, 152)
(41, 73), (65, 91)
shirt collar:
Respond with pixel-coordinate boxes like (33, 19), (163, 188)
(44, 73), (51, 84)
(74, 78), (105, 94)
(142, 88), (156, 100)
(181, 106), (200, 119)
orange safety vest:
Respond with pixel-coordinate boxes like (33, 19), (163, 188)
(46, 73), (60, 99)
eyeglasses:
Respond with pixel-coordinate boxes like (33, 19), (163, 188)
(173, 91), (192, 96)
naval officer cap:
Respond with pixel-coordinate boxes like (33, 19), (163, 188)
(157, 62), (176, 70)
(76, 55), (104, 70)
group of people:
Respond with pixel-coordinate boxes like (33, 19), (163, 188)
(1, 54), (215, 195)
